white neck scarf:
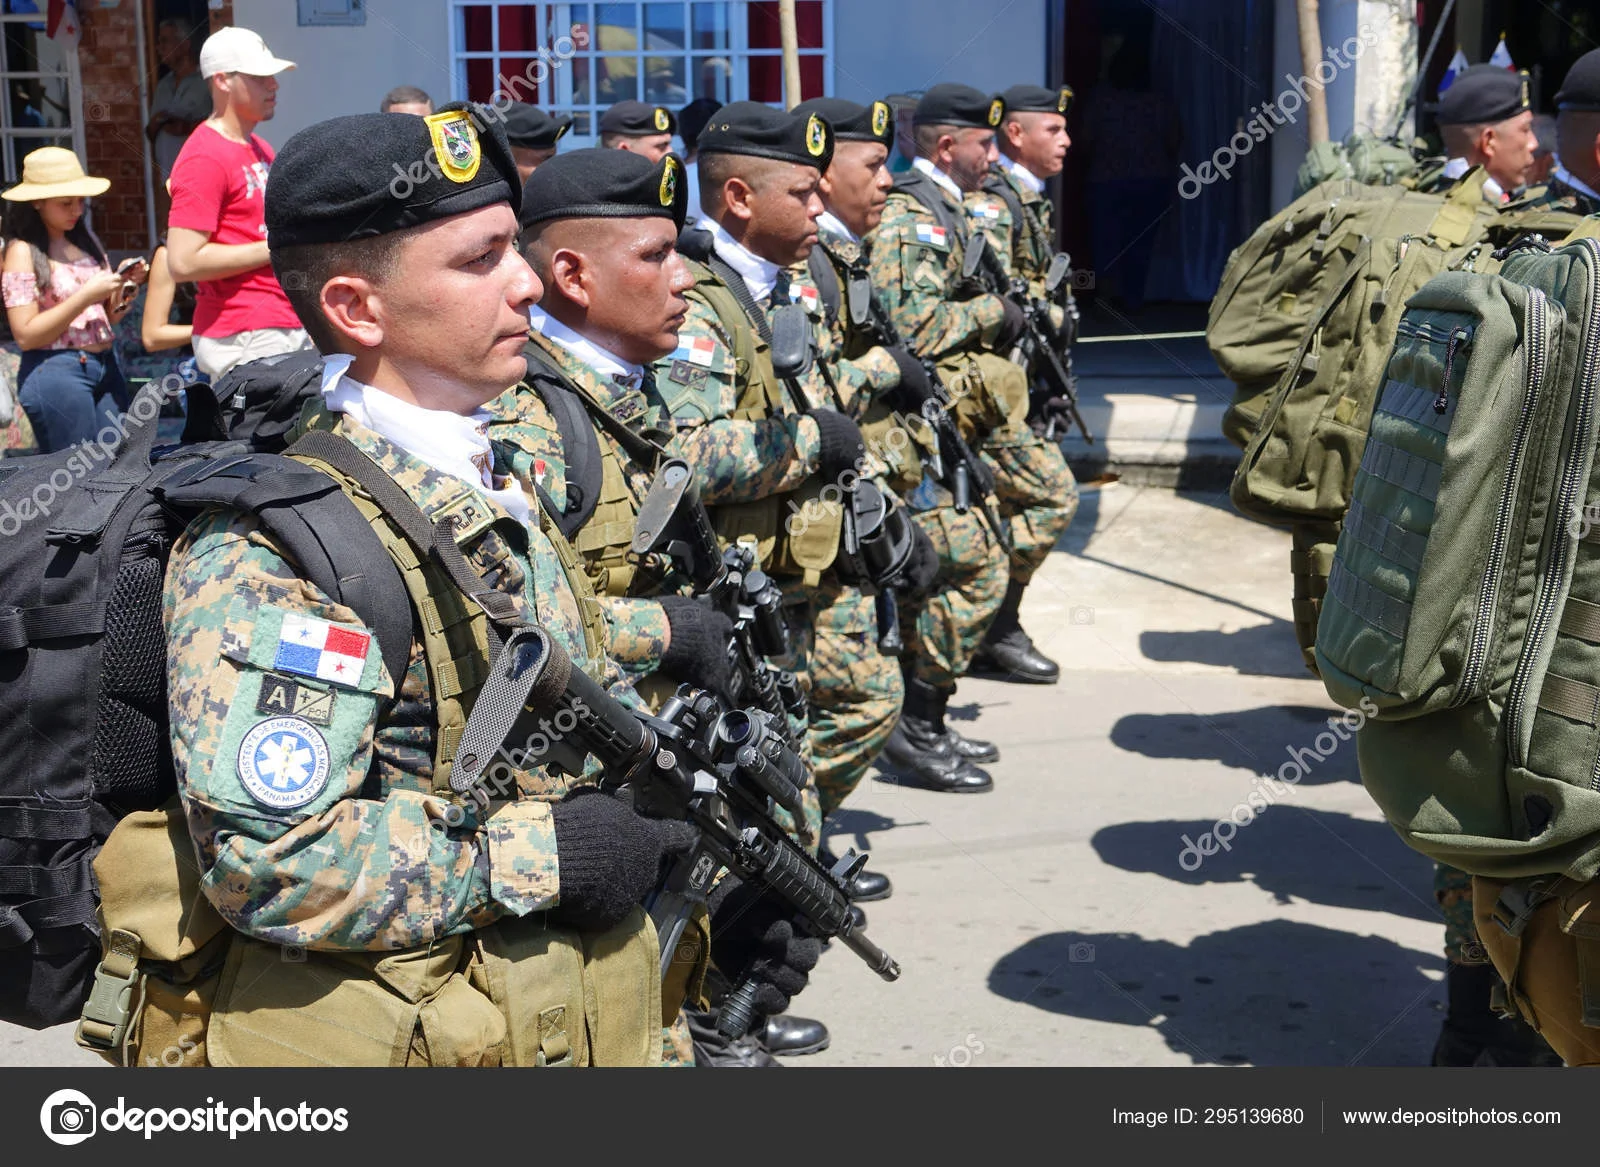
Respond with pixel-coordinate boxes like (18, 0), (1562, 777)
(1556, 163), (1600, 202)
(530, 307), (646, 388)
(817, 209), (859, 244)
(913, 157), (963, 203)
(320, 354), (531, 524)
(706, 217), (781, 303)
(998, 153), (1044, 194)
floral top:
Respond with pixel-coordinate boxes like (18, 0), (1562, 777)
(2, 254), (114, 350)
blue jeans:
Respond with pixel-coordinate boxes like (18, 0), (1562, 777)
(18, 348), (129, 454)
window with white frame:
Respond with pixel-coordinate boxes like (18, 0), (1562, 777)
(449, 2), (832, 140)
(0, 1), (82, 186)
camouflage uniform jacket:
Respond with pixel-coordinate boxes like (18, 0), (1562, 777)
(652, 256), (821, 502)
(165, 407), (639, 952)
(981, 163), (1056, 292)
(490, 332), (678, 676)
(866, 166), (1007, 361)
(794, 226), (902, 418)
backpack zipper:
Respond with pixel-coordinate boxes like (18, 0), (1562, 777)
(1458, 291), (1546, 701)
(1504, 239), (1600, 769)
(1433, 327), (1471, 413)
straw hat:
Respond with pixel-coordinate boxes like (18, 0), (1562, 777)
(1, 147), (110, 202)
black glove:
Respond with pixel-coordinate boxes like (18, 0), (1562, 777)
(548, 788), (698, 932)
(887, 346), (937, 406)
(899, 519), (941, 599)
(808, 408), (867, 484)
(993, 297), (1028, 352)
(706, 876), (822, 1018)
(657, 595), (735, 698)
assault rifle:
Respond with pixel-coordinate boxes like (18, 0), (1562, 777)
(450, 625), (900, 1040)
(857, 280), (1011, 552)
(966, 235), (1094, 444)
(629, 458), (807, 733)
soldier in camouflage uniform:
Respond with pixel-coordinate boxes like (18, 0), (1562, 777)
(792, 95), (997, 800)
(963, 83), (1084, 685)
(653, 103), (936, 853)
(866, 83), (1038, 793)
(129, 107), (816, 1066)
(487, 147), (828, 1065)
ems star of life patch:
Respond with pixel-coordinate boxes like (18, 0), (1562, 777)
(274, 613), (371, 685)
(670, 335), (718, 368)
(915, 223), (948, 247)
(237, 716), (332, 810)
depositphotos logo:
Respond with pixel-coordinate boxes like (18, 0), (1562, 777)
(39, 1088), (350, 1143)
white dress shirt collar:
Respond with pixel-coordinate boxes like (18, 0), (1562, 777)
(817, 209), (859, 244)
(998, 153), (1045, 195)
(912, 157), (963, 203)
(529, 306), (646, 388)
(1556, 163), (1600, 203)
(706, 217), (781, 303)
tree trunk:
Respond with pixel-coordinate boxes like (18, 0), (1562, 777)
(1296, 0), (1331, 145)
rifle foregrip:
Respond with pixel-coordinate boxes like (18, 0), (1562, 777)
(952, 459), (971, 513)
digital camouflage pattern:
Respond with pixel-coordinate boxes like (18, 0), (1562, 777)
(1435, 862), (1487, 965)
(901, 499), (1009, 688)
(490, 334), (676, 677)
(801, 227), (903, 418)
(868, 180), (1006, 363)
(165, 409), (640, 951)
(651, 269), (821, 503)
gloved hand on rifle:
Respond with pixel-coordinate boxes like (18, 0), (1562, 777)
(808, 408), (868, 484)
(887, 345), (937, 408)
(898, 519), (941, 602)
(707, 874), (822, 1017)
(658, 594), (735, 699)
(992, 297), (1028, 352)
(547, 788), (699, 932)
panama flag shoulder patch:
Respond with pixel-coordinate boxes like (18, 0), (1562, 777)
(915, 223), (948, 248)
(274, 613), (371, 685)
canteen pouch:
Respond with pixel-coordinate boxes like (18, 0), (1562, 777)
(78, 801), (229, 1067)
(1315, 268), (1560, 717)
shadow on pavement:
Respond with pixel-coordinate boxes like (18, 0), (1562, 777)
(1140, 622), (1306, 678)
(1091, 807), (1436, 922)
(988, 920), (1442, 1065)
(825, 808), (920, 855)
(1111, 704), (1356, 784)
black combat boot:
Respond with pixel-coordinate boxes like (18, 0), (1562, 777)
(906, 675), (999, 763)
(1430, 961), (1564, 1066)
(877, 681), (993, 793)
(758, 1014), (831, 1057)
(972, 580), (1060, 684)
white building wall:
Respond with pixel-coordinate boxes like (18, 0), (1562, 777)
(232, 0), (454, 148)
(830, 0), (1050, 102)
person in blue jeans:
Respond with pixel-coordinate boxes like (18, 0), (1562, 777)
(1, 147), (145, 453)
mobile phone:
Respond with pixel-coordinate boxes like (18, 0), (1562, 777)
(116, 256), (147, 275)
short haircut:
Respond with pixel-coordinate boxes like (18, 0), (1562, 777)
(380, 85), (433, 113)
(271, 233), (411, 354)
(1439, 120), (1489, 159)
(599, 130), (626, 149)
(696, 151), (787, 212)
(914, 123), (958, 158)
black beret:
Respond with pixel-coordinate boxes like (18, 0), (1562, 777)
(697, 100), (834, 171)
(1438, 64), (1532, 126)
(1001, 84), (1073, 116)
(678, 97), (723, 149)
(502, 103), (572, 150)
(792, 96), (892, 146)
(1556, 48), (1600, 112)
(518, 147), (687, 232)
(914, 83), (1005, 129)
(266, 103), (520, 249)
(600, 100), (676, 137)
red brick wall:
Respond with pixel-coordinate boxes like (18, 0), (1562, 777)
(79, 2), (149, 253)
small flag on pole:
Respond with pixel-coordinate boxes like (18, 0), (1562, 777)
(1438, 47), (1469, 94)
(46, 1), (81, 51)
(1489, 32), (1515, 70)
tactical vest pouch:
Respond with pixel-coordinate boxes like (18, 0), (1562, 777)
(577, 904), (663, 1066)
(715, 484), (845, 589)
(1324, 239), (1600, 881)
(78, 801), (229, 1066)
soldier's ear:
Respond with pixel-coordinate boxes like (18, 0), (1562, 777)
(722, 174), (758, 225)
(321, 274), (385, 352)
(547, 246), (592, 308)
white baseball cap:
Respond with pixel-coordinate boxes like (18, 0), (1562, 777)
(199, 27), (296, 79)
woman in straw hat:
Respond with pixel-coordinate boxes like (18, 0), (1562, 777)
(1, 146), (146, 452)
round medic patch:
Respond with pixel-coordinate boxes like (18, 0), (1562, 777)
(237, 717), (332, 810)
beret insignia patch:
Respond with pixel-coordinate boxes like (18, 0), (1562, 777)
(426, 110), (481, 184)
(655, 107), (672, 132)
(806, 113), (827, 157)
(872, 101), (890, 138)
(988, 98), (1004, 127)
(660, 155), (680, 207)
(1059, 87), (1074, 114)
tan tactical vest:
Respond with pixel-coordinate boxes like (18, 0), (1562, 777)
(83, 413), (655, 1069)
(689, 262), (844, 588)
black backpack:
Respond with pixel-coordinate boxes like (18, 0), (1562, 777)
(0, 372), (410, 1028)
(201, 346), (326, 452)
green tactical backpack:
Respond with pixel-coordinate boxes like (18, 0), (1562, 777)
(1210, 174), (1492, 450)
(1293, 133), (1425, 199)
(1317, 236), (1600, 880)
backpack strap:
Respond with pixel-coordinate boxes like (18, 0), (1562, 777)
(152, 450), (414, 703)
(1426, 168), (1493, 247)
(893, 169), (969, 243)
(807, 245), (842, 328)
(520, 344), (606, 540)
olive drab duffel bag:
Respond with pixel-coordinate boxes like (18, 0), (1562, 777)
(1317, 235), (1600, 881)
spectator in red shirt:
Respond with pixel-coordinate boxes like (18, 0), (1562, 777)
(166, 26), (311, 381)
